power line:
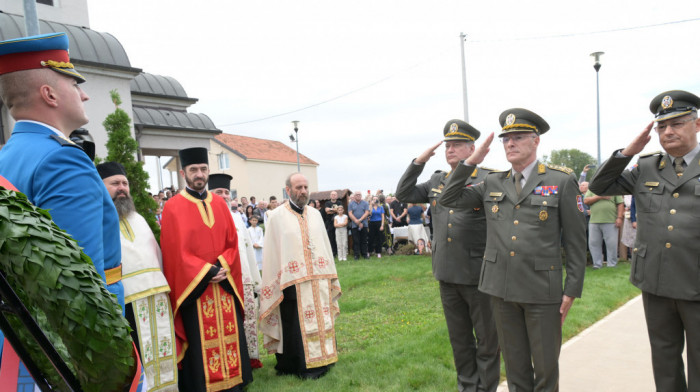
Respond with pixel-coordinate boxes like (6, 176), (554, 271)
(222, 17), (700, 127)
(470, 17), (700, 43)
(218, 60), (430, 128)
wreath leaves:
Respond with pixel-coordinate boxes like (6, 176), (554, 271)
(0, 188), (135, 391)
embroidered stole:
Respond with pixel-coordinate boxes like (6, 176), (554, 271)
(197, 283), (242, 390)
(131, 293), (178, 391)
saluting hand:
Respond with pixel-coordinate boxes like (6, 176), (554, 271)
(415, 141), (443, 164)
(465, 132), (494, 166)
(621, 122), (653, 157)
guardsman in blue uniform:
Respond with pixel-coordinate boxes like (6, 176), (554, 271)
(440, 109), (587, 392)
(0, 32), (124, 308)
(590, 90), (700, 392)
(0, 32), (135, 390)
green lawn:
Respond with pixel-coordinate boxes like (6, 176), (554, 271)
(245, 256), (640, 391)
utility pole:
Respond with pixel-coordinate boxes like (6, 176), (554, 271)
(23, 0), (40, 36)
(590, 51), (604, 165)
(460, 32), (469, 122)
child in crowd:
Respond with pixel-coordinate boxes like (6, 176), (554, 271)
(334, 205), (349, 261)
(247, 215), (264, 272)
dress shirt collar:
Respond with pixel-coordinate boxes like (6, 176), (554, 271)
(513, 159), (538, 184)
(17, 120), (63, 137)
(669, 143), (700, 166)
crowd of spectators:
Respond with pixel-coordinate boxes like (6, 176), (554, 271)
(150, 186), (432, 261)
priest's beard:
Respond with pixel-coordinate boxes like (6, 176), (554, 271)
(113, 194), (136, 220)
(290, 191), (308, 207)
(185, 173), (208, 192)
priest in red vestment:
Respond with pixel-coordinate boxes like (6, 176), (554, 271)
(160, 147), (252, 391)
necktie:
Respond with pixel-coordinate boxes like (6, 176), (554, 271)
(674, 157), (685, 176)
(514, 172), (523, 195)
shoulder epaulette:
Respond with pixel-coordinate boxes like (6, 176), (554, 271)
(546, 164), (574, 175)
(639, 151), (662, 158)
(480, 166), (499, 172)
(486, 169), (508, 175)
(50, 134), (80, 148)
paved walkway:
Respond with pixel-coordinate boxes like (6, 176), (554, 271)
(496, 295), (683, 391)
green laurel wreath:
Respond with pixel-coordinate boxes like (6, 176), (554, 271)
(0, 188), (135, 391)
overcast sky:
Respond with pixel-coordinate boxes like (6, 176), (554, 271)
(88, 0), (700, 196)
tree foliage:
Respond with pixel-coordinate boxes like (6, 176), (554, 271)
(542, 148), (597, 179)
(102, 90), (160, 238)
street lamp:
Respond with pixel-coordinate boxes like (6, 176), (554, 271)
(291, 121), (300, 172)
(460, 32), (469, 122)
(590, 51), (604, 164)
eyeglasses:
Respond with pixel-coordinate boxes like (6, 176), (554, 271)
(500, 134), (536, 144)
(654, 117), (695, 133)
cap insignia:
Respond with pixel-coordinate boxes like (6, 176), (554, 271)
(661, 95), (673, 109)
(450, 123), (459, 132)
(505, 114), (516, 126)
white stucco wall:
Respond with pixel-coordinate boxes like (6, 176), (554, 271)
(75, 65), (139, 159)
(0, 0), (90, 28)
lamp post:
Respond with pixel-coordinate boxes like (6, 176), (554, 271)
(590, 51), (604, 165)
(291, 121), (300, 172)
(460, 32), (469, 122)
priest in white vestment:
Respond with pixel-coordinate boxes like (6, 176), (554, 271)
(259, 173), (341, 379)
(209, 174), (264, 368)
(98, 162), (177, 391)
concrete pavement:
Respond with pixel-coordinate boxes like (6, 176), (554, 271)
(496, 295), (684, 391)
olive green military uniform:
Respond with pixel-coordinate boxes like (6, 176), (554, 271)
(440, 109), (587, 392)
(589, 90), (700, 392)
(395, 120), (500, 392)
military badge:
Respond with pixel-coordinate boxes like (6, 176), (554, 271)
(506, 113), (516, 126)
(661, 95), (673, 109)
(432, 200), (436, 207)
(577, 195), (584, 212)
(538, 163), (546, 174)
(659, 160), (666, 169)
(450, 123), (459, 132)
(539, 210), (548, 221)
(534, 186), (558, 196)
(492, 204), (499, 213)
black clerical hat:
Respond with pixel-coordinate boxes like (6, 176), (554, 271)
(179, 147), (209, 168)
(96, 161), (126, 179)
(208, 173), (232, 190)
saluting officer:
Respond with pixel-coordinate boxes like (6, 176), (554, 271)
(590, 90), (700, 392)
(440, 109), (587, 392)
(395, 119), (500, 392)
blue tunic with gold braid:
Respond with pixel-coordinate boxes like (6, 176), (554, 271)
(0, 121), (124, 307)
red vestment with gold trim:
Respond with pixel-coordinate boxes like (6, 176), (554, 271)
(161, 190), (248, 391)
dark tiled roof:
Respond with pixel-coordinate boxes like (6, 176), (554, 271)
(0, 12), (138, 71)
(131, 72), (196, 101)
(133, 107), (220, 133)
